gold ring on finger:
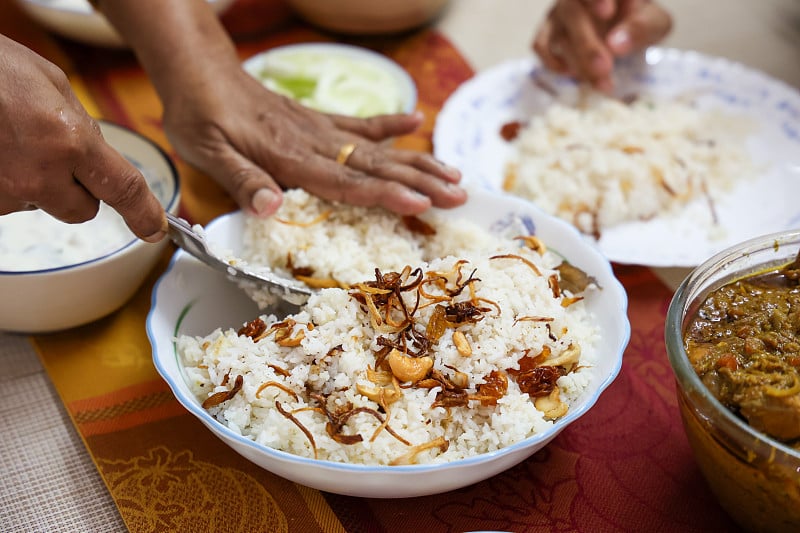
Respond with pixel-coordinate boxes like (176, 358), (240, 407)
(335, 142), (357, 165)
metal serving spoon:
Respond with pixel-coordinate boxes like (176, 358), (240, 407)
(165, 212), (313, 306)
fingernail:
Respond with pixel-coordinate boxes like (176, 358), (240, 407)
(143, 230), (166, 243)
(404, 189), (431, 205)
(412, 110), (425, 120)
(445, 167), (462, 180)
(251, 188), (279, 217)
(607, 28), (631, 54)
(445, 182), (468, 200)
(143, 214), (168, 243)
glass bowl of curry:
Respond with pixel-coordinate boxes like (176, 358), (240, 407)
(666, 229), (800, 532)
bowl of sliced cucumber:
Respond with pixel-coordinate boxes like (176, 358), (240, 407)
(243, 42), (417, 118)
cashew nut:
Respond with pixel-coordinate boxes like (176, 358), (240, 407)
(534, 386), (568, 420)
(366, 365), (394, 386)
(452, 331), (472, 357)
(387, 348), (433, 382)
(450, 370), (469, 389)
(356, 382), (402, 405)
(544, 343), (581, 369)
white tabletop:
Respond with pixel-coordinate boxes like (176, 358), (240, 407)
(1, 0), (798, 530)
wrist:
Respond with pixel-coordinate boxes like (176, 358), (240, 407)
(95, 0), (240, 102)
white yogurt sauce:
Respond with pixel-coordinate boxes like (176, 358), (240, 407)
(0, 203), (135, 271)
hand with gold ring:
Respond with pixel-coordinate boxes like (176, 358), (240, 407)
(533, 0), (672, 91)
(166, 76), (466, 216)
(96, 0), (465, 220)
(159, 73), (466, 218)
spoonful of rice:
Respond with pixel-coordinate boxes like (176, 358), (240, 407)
(165, 213), (313, 306)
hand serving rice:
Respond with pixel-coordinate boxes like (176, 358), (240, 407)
(178, 189), (601, 465)
(503, 91), (754, 238)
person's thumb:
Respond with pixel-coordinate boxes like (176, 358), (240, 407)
(606, 2), (672, 56)
(205, 150), (284, 218)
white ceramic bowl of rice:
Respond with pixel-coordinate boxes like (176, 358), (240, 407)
(0, 120), (180, 333)
(148, 188), (629, 498)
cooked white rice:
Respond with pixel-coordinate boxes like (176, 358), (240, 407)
(244, 190), (497, 283)
(504, 92), (753, 237)
(178, 189), (601, 465)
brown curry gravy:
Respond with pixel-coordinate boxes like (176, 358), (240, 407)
(684, 252), (800, 449)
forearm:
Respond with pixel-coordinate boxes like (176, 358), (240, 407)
(94, 0), (240, 107)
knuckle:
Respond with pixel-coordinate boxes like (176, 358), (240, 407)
(270, 148), (310, 183)
(226, 166), (259, 190)
(43, 61), (70, 89)
(335, 172), (375, 205)
(108, 169), (148, 210)
(361, 149), (391, 173)
(359, 116), (390, 139)
(332, 169), (356, 196)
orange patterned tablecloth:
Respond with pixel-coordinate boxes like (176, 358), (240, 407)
(4, 0), (744, 531)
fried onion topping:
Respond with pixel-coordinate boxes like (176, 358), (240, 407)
(208, 252), (592, 463)
(202, 374), (244, 409)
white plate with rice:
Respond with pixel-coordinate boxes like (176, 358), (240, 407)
(433, 47), (800, 267)
(148, 188), (629, 498)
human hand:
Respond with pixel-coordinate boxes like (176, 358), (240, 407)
(533, 0), (672, 91)
(159, 62), (466, 218)
(93, 0), (465, 218)
(0, 35), (166, 242)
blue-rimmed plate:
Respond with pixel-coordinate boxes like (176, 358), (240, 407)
(433, 48), (800, 267)
(147, 187), (629, 498)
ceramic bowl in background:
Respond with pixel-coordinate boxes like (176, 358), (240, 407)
(0, 120), (180, 333)
(14, 0), (236, 48)
(665, 230), (800, 531)
(243, 42), (417, 118)
(285, 0), (450, 35)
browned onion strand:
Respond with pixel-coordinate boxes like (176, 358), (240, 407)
(276, 401), (318, 459)
(201, 374), (244, 409)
